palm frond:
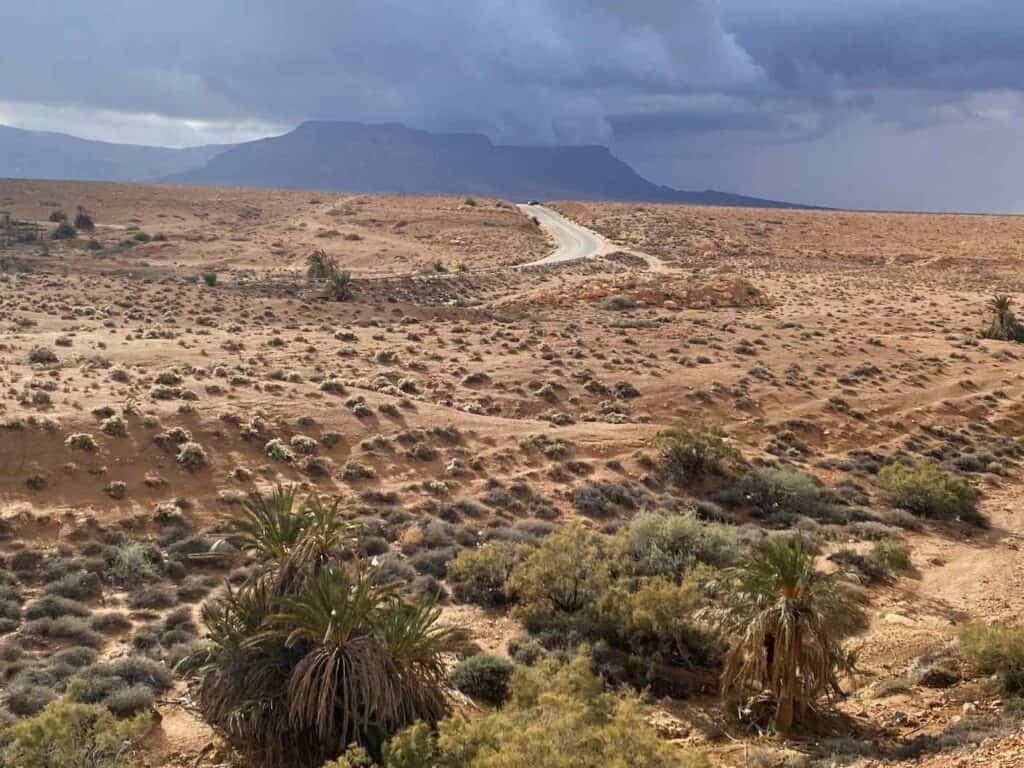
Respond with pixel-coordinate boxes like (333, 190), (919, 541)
(230, 485), (303, 564)
(288, 494), (357, 572)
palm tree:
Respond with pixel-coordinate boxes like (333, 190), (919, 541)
(265, 570), (453, 752)
(324, 267), (353, 301)
(306, 249), (337, 280)
(717, 537), (863, 734)
(985, 295), (1023, 341)
(181, 485), (461, 767)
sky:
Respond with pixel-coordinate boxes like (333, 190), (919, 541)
(2, 1), (1022, 212)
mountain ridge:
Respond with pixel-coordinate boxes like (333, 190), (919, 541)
(0, 123), (230, 182)
(0, 120), (819, 209)
(168, 120), (817, 208)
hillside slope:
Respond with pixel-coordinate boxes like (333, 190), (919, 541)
(0, 124), (229, 182)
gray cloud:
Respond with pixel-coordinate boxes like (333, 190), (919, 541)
(726, 1), (1024, 94)
(2, 1), (1022, 210)
(0, 1), (763, 140)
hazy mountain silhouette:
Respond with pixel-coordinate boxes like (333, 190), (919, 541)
(1, 120), (816, 208)
(0, 124), (228, 182)
(168, 121), (815, 208)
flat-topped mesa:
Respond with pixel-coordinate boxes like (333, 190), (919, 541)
(164, 120), (813, 207)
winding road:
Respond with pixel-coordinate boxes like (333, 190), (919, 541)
(516, 204), (615, 266)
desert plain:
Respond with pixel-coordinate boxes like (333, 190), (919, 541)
(3, 179), (1024, 766)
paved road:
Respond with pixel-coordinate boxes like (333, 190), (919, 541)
(516, 204), (614, 266)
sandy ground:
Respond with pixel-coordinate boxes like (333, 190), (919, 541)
(4, 180), (1024, 765)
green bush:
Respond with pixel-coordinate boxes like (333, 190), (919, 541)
(101, 685), (154, 717)
(176, 441), (209, 470)
(447, 542), (523, 607)
(99, 415), (127, 437)
(621, 511), (740, 576)
(290, 435), (318, 455)
(104, 481), (127, 500)
(321, 746), (374, 768)
(73, 210), (95, 231)
(0, 698), (151, 768)
(507, 526), (611, 633)
(129, 584), (177, 610)
(201, 271), (218, 287)
(105, 543), (160, 587)
(960, 623), (1024, 695)
(728, 467), (826, 518)
(870, 540), (912, 573)
(22, 617), (102, 648)
(64, 433), (97, 452)
(80, 657), (173, 696)
(4, 683), (55, 717)
(598, 294), (636, 311)
(601, 571), (721, 671)
(878, 461), (982, 525)
(42, 571), (101, 600)
(0, 597), (19, 620)
(264, 438), (296, 463)
(24, 595), (90, 620)
(508, 634), (546, 666)
(52, 222), (77, 240)
(306, 249), (336, 279)
(652, 424), (739, 482)
(383, 651), (707, 768)
(506, 523), (726, 691)
(449, 654), (515, 705)
(90, 612), (132, 633)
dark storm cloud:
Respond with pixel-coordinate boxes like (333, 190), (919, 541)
(604, 1), (1024, 143)
(4, 0), (1019, 141)
(0, 0), (763, 142)
(726, 1), (1024, 95)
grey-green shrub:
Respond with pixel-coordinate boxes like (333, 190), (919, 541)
(382, 652), (705, 768)
(960, 623), (1024, 695)
(729, 467), (826, 518)
(623, 511), (740, 576)
(878, 461), (982, 525)
(652, 424), (739, 482)
(449, 653), (515, 705)
(447, 542), (523, 607)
